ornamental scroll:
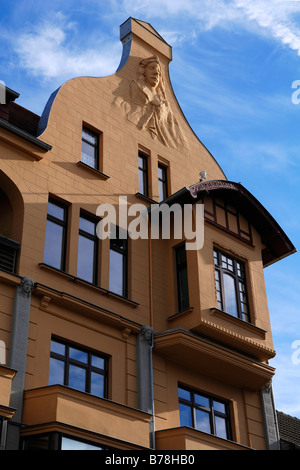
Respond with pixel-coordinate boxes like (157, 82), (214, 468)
(117, 55), (187, 149)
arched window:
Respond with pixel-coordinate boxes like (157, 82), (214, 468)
(0, 171), (23, 274)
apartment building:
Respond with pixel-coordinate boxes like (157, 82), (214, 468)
(0, 18), (296, 450)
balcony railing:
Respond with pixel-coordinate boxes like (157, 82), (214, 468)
(0, 236), (19, 274)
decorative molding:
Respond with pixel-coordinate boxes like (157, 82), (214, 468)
(154, 329), (275, 390)
(140, 325), (153, 346)
(40, 295), (51, 309)
(116, 55), (187, 149)
(193, 313), (274, 362)
(189, 180), (237, 198)
(209, 308), (266, 339)
(18, 277), (34, 299)
(122, 328), (132, 339)
(33, 283), (141, 334)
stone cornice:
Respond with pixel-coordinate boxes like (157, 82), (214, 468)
(154, 328), (275, 390)
(33, 283), (142, 335)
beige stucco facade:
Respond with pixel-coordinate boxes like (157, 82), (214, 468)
(0, 18), (295, 450)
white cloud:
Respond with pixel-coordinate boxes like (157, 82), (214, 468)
(14, 13), (120, 81)
(119, 0), (300, 53)
(9, 0), (300, 82)
(234, 0), (300, 54)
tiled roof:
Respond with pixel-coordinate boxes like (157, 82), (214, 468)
(277, 411), (300, 446)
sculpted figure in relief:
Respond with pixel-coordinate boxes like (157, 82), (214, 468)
(118, 55), (187, 149)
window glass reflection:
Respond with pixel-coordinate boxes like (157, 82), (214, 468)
(109, 250), (124, 295)
(178, 386), (231, 440)
(49, 338), (107, 398)
(61, 437), (102, 450)
(215, 416), (227, 439)
(195, 409), (210, 433)
(44, 220), (64, 269)
(49, 357), (64, 386)
(68, 364), (86, 392)
(223, 274), (238, 316)
(91, 372), (104, 397)
(77, 235), (96, 283)
(179, 403), (192, 427)
(69, 347), (88, 364)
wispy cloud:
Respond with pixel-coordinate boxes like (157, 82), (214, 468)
(13, 12), (120, 81)
(119, 0), (300, 53)
(7, 0), (300, 81)
(234, 0), (300, 54)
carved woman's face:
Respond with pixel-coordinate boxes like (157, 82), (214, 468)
(144, 62), (160, 88)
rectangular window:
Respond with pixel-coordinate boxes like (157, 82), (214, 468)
(178, 386), (231, 440)
(81, 127), (99, 170)
(49, 338), (108, 398)
(214, 249), (250, 322)
(175, 244), (189, 312)
(109, 226), (128, 297)
(44, 198), (68, 271)
(77, 213), (98, 284)
(138, 152), (149, 197)
(21, 433), (110, 450)
(158, 164), (168, 202)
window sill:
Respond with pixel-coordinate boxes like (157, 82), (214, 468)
(38, 264), (139, 307)
(39, 263), (74, 280)
(168, 307), (193, 322)
(73, 277), (107, 295)
(106, 290), (139, 308)
(209, 307), (266, 339)
(77, 161), (110, 180)
(135, 192), (158, 205)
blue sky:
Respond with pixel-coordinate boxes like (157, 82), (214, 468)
(1, 0), (300, 418)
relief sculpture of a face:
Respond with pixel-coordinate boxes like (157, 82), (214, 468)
(118, 55), (187, 149)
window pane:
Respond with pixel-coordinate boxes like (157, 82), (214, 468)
(158, 180), (164, 202)
(138, 155), (148, 196)
(81, 141), (96, 168)
(77, 235), (96, 283)
(109, 249), (124, 296)
(213, 401), (226, 414)
(178, 387), (191, 401)
(176, 246), (189, 311)
(79, 216), (96, 235)
(139, 168), (145, 195)
(195, 409), (211, 433)
(223, 273), (238, 316)
(158, 165), (167, 202)
(61, 437), (102, 450)
(215, 416), (228, 439)
(49, 357), (65, 385)
(195, 394), (210, 408)
(178, 267), (189, 310)
(44, 220), (64, 269)
(92, 355), (105, 370)
(50, 340), (65, 356)
(48, 201), (65, 220)
(91, 372), (104, 397)
(138, 156), (144, 168)
(69, 347), (88, 364)
(179, 403), (192, 427)
(68, 364), (86, 392)
(82, 128), (97, 145)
